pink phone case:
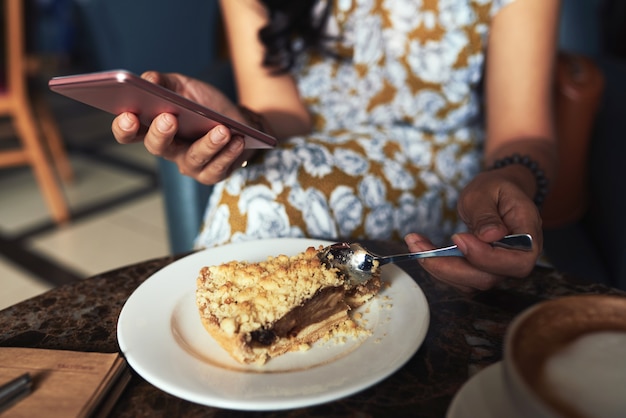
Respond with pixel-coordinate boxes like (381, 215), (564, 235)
(48, 70), (277, 149)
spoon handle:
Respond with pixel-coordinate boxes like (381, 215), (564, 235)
(379, 233), (533, 265)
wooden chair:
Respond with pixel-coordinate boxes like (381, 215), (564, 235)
(0, 0), (72, 223)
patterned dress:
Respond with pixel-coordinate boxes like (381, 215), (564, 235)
(196, 0), (515, 249)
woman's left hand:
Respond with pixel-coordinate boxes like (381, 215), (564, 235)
(404, 168), (543, 291)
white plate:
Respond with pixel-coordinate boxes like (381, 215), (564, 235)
(117, 238), (429, 411)
(447, 362), (523, 418)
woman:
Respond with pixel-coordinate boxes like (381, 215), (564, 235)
(112, 0), (560, 291)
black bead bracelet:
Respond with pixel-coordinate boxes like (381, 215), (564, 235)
(490, 154), (549, 207)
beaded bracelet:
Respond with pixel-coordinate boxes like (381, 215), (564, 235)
(490, 153), (549, 207)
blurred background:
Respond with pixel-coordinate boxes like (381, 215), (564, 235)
(0, 0), (222, 309)
(1, 0), (625, 310)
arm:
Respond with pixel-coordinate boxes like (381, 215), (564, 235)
(483, 0), (561, 190)
(220, 0), (313, 139)
(405, 0), (562, 290)
(458, 0), (561, 235)
(111, 1), (313, 184)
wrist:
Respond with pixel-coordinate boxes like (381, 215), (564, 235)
(237, 105), (274, 137)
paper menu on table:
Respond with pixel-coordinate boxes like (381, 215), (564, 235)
(0, 347), (130, 418)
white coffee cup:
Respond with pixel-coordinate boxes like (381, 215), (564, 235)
(502, 294), (626, 418)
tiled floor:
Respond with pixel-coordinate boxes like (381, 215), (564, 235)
(0, 83), (171, 310)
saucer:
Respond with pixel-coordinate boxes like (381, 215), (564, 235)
(446, 362), (524, 418)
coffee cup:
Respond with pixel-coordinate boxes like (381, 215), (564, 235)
(502, 294), (626, 418)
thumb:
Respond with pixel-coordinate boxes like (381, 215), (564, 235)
(460, 202), (507, 242)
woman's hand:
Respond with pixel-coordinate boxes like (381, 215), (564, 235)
(404, 167), (543, 292)
(111, 71), (253, 185)
(409, 0), (559, 292)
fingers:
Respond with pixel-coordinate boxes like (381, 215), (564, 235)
(458, 192), (509, 241)
(140, 70), (163, 85)
(114, 108), (246, 184)
(144, 114), (178, 157)
(180, 129), (246, 184)
(403, 233), (435, 253)
(111, 72), (247, 185)
(404, 228), (541, 292)
(404, 233), (506, 291)
(112, 112), (143, 144)
(452, 233), (537, 278)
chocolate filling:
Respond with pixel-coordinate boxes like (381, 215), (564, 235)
(250, 286), (347, 346)
(346, 277), (382, 304)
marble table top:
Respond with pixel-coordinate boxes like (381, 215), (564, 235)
(1, 240), (623, 417)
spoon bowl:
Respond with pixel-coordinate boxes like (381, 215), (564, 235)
(318, 234), (533, 283)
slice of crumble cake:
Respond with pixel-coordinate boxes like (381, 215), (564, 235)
(196, 246), (381, 365)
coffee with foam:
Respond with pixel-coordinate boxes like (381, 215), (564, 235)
(543, 331), (626, 418)
(503, 295), (626, 418)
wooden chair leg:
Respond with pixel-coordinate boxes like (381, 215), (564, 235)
(33, 94), (74, 182)
(12, 102), (70, 223)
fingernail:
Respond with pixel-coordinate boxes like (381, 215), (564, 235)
(404, 233), (419, 246)
(452, 234), (468, 253)
(156, 114), (173, 133)
(404, 233), (431, 252)
(210, 126), (227, 144)
(119, 114), (134, 131)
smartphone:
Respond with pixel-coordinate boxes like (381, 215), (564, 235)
(48, 69), (277, 149)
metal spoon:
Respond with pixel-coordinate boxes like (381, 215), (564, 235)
(318, 233), (533, 283)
